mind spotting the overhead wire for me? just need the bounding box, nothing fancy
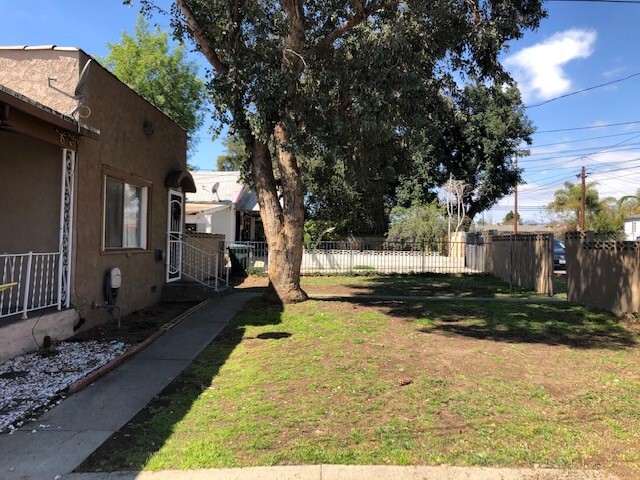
[536,120,640,134]
[526,71,640,108]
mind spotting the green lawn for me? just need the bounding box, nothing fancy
[80,293,640,477]
[300,273,551,297]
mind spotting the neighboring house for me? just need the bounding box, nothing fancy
[0,46,195,361]
[624,215,640,241]
[185,171,264,242]
[477,223,556,235]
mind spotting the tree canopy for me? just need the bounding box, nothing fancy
[439,83,533,228]
[104,15,207,156]
[136,0,546,302]
[503,210,521,225]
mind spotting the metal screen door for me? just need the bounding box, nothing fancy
[166,190,183,282]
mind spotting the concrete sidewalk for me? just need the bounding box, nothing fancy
[64,465,618,480]
[0,292,258,480]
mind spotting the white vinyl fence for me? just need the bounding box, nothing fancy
[226,241,481,275]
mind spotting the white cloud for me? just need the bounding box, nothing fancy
[505,29,597,102]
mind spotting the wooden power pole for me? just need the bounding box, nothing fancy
[580,166,586,231]
[514,155,518,235]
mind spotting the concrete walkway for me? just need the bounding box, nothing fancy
[64,465,618,480]
[0,292,258,480]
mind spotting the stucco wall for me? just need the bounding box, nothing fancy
[485,234,554,295]
[566,231,640,314]
[0,49,78,114]
[0,131,61,253]
[0,48,187,329]
[72,51,187,328]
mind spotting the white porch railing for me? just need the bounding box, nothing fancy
[180,235,230,290]
[0,252,61,319]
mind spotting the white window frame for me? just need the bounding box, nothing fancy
[102,175,149,251]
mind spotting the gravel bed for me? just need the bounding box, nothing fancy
[0,341,129,433]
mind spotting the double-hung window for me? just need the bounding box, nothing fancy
[104,176,149,250]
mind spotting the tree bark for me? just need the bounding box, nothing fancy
[250,133,308,304]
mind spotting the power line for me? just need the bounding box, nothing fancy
[529,129,640,148]
[526,71,640,109]
[524,142,640,161]
[536,120,640,134]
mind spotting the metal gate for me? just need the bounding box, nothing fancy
[166,190,183,283]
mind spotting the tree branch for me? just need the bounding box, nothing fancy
[176,0,229,74]
[280,0,307,74]
[307,0,397,58]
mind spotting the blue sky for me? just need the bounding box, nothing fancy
[2,1,640,222]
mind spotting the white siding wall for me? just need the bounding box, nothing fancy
[205,206,236,242]
[625,220,640,241]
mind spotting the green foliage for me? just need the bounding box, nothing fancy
[303,220,338,248]
[103,15,207,157]
[502,211,521,225]
[547,181,602,231]
[216,133,249,171]
[440,84,534,226]
[387,202,448,248]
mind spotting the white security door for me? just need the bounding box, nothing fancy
[166,190,184,282]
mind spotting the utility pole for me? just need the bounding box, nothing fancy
[580,166,586,231]
[514,154,518,235]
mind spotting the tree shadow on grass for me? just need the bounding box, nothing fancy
[324,273,535,298]
[319,297,637,350]
[76,296,285,472]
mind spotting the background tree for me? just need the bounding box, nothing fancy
[502,210,521,225]
[593,196,624,236]
[387,202,448,249]
[441,177,469,238]
[547,181,601,231]
[104,15,207,157]
[216,133,249,171]
[439,83,534,229]
[141,0,545,303]
[305,82,533,236]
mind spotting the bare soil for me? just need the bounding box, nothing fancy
[70,301,200,345]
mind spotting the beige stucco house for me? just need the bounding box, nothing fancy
[0,46,196,361]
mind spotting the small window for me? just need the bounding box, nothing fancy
[104,177,148,249]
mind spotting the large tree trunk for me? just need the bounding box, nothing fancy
[250,131,308,304]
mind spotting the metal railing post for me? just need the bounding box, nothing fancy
[215,254,219,291]
[22,252,33,319]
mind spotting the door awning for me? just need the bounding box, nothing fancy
[165,170,196,193]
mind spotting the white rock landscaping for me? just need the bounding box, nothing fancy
[0,341,128,432]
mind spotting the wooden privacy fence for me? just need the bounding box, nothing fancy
[566,231,640,315]
[484,233,554,296]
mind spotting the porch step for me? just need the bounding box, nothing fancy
[162,281,233,303]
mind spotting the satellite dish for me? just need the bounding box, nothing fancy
[68,59,92,116]
[211,182,220,194]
